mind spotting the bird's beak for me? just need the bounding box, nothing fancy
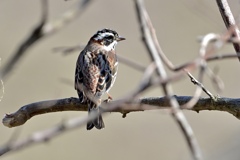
[116,36,126,42]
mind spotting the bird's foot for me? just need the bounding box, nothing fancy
[103,94,113,103]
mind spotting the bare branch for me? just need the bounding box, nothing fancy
[206,52,240,61]
[181,70,204,109]
[135,0,202,159]
[216,0,240,60]
[0,0,92,80]
[1,116,89,156]
[0,0,48,79]
[3,96,240,129]
[187,71,214,99]
[1,95,240,156]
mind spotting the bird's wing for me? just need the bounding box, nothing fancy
[94,51,111,98]
[105,50,118,93]
[75,50,86,102]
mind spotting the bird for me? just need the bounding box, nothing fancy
[75,28,125,130]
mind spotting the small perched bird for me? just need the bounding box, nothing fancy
[75,29,125,130]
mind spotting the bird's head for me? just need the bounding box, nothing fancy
[90,28,125,51]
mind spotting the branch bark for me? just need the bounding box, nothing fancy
[3,96,240,128]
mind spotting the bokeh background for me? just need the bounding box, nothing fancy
[1,0,240,160]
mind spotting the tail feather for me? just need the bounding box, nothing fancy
[87,101,105,130]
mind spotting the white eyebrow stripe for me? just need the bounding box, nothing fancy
[95,32,114,40]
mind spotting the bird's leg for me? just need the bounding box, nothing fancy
[104,93,113,103]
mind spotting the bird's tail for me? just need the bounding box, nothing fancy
[87,101,105,130]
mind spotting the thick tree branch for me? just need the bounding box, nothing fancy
[3,96,240,128]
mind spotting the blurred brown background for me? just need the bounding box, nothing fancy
[1,0,240,160]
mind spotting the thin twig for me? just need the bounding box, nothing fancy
[216,0,240,60]
[187,72,214,99]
